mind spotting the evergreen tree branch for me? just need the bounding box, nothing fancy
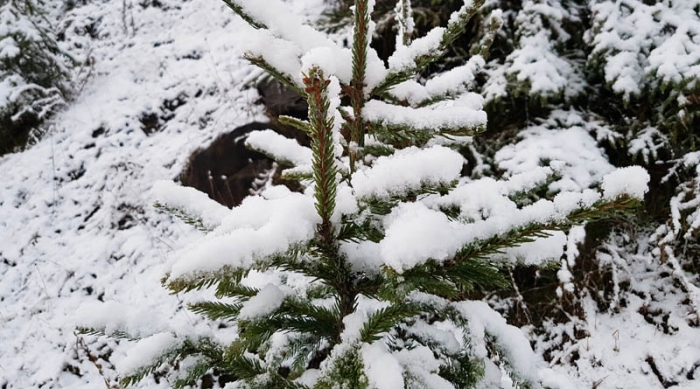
[188,301,243,321]
[154,203,212,233]
[395,0,414,47]
[279,115,314,136]
[368,120,486,147]
[303,67,339,241]
[120,337,223,387]
[360,303,420,342]
[220,0,267,29]
[471,11,502,60]
[357,181,458,215]
[347,0,372,171]
[371,0,485,97]
[245,54,305,96]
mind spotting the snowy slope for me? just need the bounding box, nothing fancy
[2,0,700,388]
[0,0,318,386]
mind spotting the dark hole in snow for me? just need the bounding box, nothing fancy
[217,372,236,388]
[62,363,82,377]
[139,112,162,135]
[139,0,163,9]
[163,93,188,112]
[140,93,188,135]
[179,80,310,207]
[179,51,202,60]
[115,203,144,230]
[84,286,93,296]
[256,79,308,120]
[1,255,16,267]
[179,122,279,208]
[687,360,700,379]
[117,214,135,230]
[153,39,174,48]
[91,126,106,138]
[97,292,104,302]
[67,165,86,181]
[200,374,214,389]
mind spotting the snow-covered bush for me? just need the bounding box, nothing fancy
[80,0,650,387]
[0,0,71,155]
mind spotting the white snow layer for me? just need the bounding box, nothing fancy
[116,332,178,375]
[363,98,487,130]
[237,284,286,319]
[379,168,644,272]
[351,145,463,199]
[0,0,283,386]
[601,165,650,200]
[168,192,320,281]
[151,180,229,229]
[245,129,312,167]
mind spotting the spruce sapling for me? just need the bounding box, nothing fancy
[80,1,650,387]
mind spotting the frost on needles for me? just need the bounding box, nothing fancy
[78,0,650,388]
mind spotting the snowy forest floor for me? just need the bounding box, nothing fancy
[1,0,699,388]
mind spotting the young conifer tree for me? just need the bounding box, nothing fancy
[80,0,651,387]
[0,0,71,155]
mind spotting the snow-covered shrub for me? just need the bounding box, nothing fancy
[80,0,649,387]
[586,0,700,148]
[0,0,71,155]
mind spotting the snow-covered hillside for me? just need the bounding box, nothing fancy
[1,0,699,388]
[0,0,319,386]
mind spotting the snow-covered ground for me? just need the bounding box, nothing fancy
[1,0,271,386]
[1,0,699,388]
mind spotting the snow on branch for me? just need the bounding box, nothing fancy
[165,192,319,284]
[151,180,230,230]
[351,145,464,200]
[389,56,485,106]
[245,129,312,167]
[379,167,647,272]
[601,166,650,200]
[225,0,335,51]
[372,0,484,96]
[363,97,487,135]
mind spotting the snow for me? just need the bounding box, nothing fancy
[457,301,540,384]
[151,180,229,229]
[380,202,465,271]
[351,145,463,199]
[237,284,285,319]
[387,27,445,71]
[244,129,312,167]
[0,0,275,386]
[588,0,700,99]
[389,56,484,106]
[75,300,169,338]
[167,192,319,282]
[601,166,650,200]
[495,116,615,193]
[363,98,487,131]
[379,189,602,271]
[361,343,405,388]
[116,332,178,375]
